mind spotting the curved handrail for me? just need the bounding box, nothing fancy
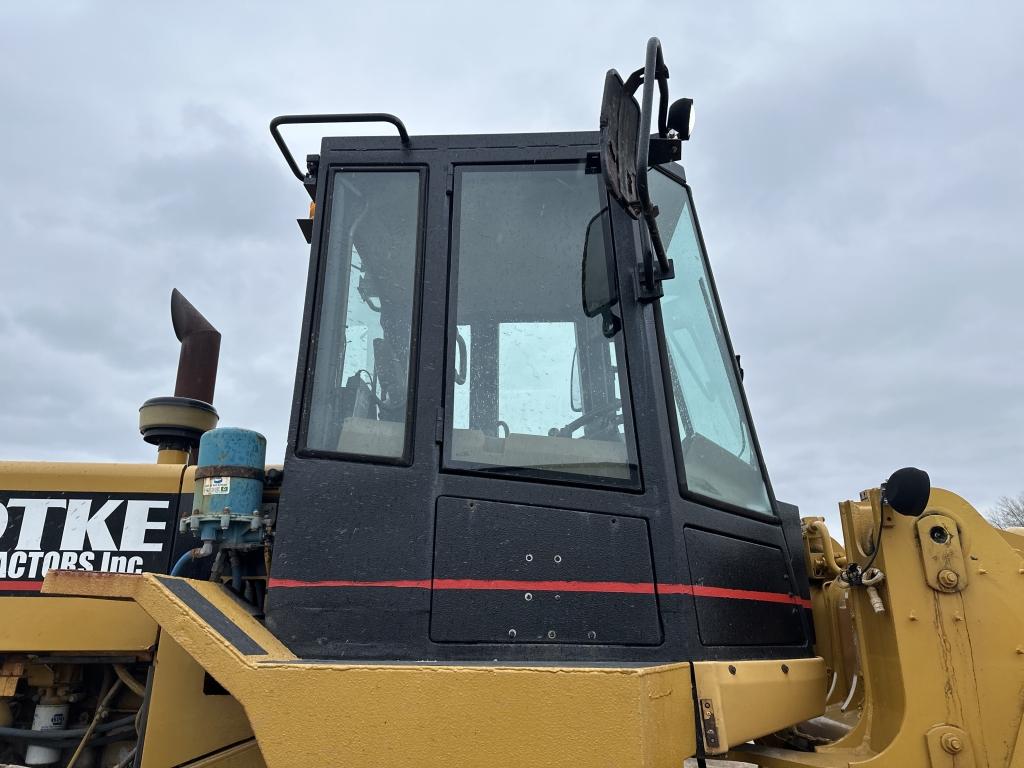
[270,113,411,181]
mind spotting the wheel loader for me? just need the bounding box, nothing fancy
[1,37,1020,768]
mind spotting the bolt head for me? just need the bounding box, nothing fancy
[938,569,960,589]
[940,732,964,754]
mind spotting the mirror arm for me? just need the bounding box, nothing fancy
[635,38,675,301]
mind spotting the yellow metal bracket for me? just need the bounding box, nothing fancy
[43,570,699,768]
[692,658,826,755]
[917,514,968,593]
[925,724,974,767]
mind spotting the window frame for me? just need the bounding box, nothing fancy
[650,163,781,520]
[441,161,642,490]
[297,164,428,466]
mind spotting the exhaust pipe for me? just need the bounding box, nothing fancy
[139,290,221,463]
[171,288,221,404]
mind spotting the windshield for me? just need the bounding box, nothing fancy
[650,168,772,514]
[444,164,638,484]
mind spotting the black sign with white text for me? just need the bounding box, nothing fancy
[0,491,181,593]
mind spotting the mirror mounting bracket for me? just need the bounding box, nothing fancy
[648,137,682,166]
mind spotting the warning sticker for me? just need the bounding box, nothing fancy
[202,477,231,496]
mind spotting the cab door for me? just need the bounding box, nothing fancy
[429,160,662,649]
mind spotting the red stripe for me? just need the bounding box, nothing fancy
[0,575,810,608]
[656,583,693,595]
[269,578,431,589]
[434,578,655,594]
[689,584,812,609]
[268,577,810,607]
[0,580,44,592]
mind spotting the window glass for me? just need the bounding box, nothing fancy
[447,165,637,483]
[650,169,772,513]
[305,170,421,459]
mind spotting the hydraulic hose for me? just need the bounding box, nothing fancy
[113,664,146,698]
[170,540,214,576]
[229,551,243,593]
[0,715,135,741]
[169,551,193,576]
[807,520,846,576]
[8,725,136,750]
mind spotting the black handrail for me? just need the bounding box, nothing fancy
[269,113,411,181]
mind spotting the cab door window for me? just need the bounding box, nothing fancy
[445,164,638,484]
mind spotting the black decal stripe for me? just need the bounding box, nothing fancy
[195,465,264,481]
[157,577,266,656]
[173,738,258,768]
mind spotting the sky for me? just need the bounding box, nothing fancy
[0,2,1021,533]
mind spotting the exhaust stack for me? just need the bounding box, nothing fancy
[139,289,221,464]
[171,288,221,403]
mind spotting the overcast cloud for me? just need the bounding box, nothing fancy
[0,2,1021,531]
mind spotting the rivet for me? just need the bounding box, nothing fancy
[524,592,533,601]
[978,567,988,574]
[525,554,533,562]
[728,665,737,675]
[554,594,561,601]
[553,555,562,563]
[547,630,556,639]
[1016,646,1024,655]
[781,664,790,674]
[508,629,517,639]
[587,630,597,640]
[953,612,964,622]
[909,612,918,621]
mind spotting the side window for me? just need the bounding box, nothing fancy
[650,168,772,514]
[304,169,422,460]
[445,164,638,484]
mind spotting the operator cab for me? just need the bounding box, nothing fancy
[267,40,812,663]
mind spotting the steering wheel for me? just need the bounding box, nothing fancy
[550,399,622,438]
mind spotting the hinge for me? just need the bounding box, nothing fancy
[434,407,445,443]
[699,698,721,752]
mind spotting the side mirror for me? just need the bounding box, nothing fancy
[600,71,641,217]
[581,208,621,338]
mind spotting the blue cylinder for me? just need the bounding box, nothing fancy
[194,428,267,522]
